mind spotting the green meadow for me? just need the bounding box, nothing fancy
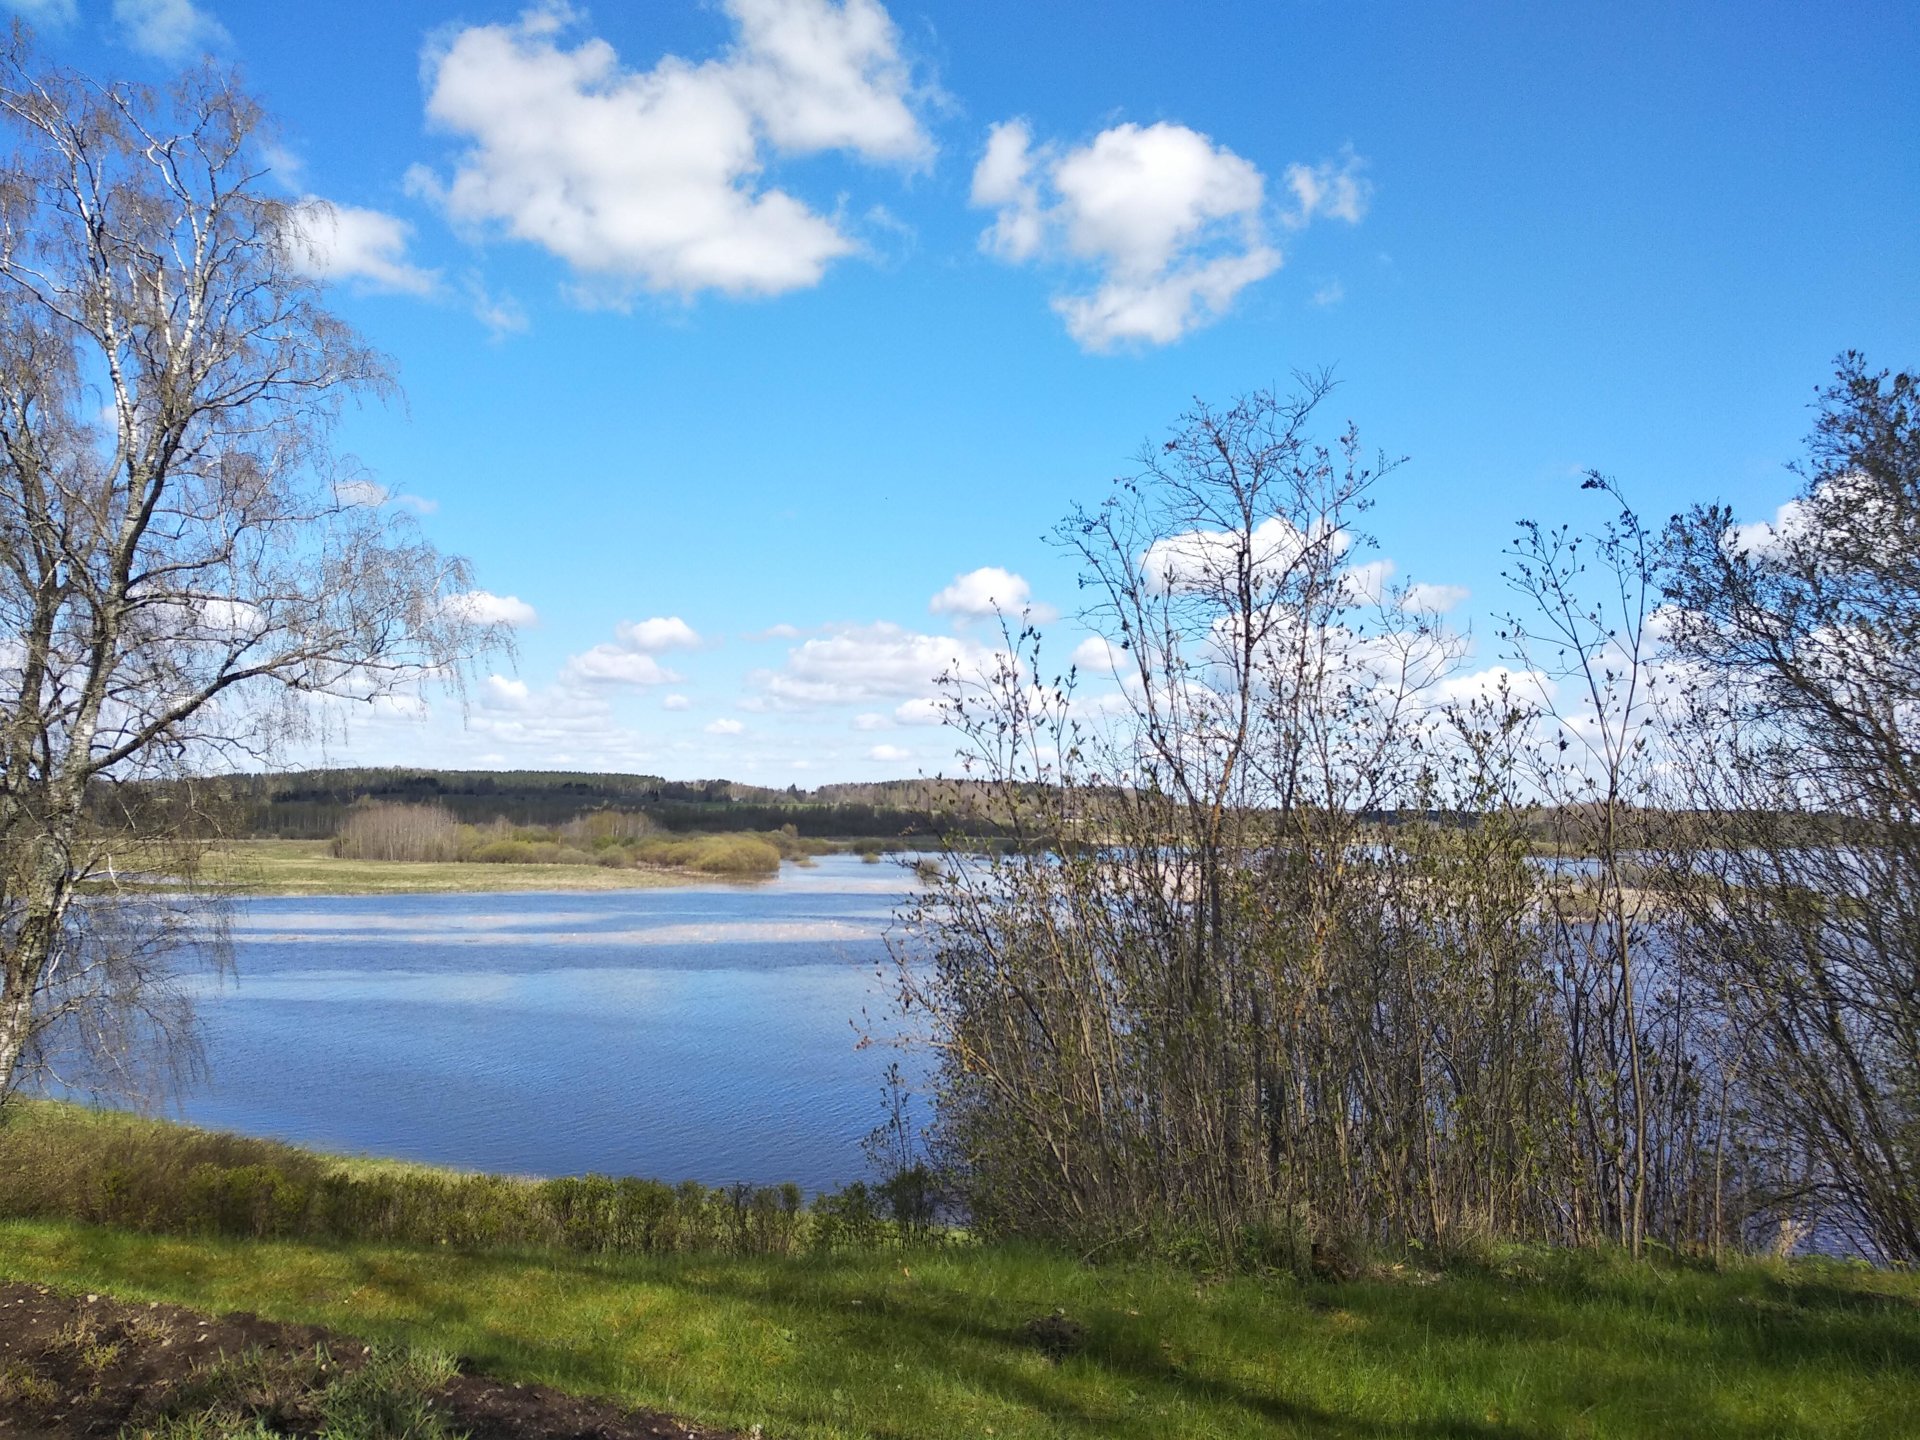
[7,1219,1918,1440]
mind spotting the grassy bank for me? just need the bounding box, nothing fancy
[3,1108,1918,1438]
[203,839,741,895]
[0,1101,923,1258]
[4,1219,1917,1439]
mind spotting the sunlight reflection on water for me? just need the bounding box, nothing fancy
[172,856,926,1191]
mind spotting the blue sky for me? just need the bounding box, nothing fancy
[13,0,1919,783]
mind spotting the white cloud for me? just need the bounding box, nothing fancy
[852,711,890,730]
[557,614,702,687]
[1283,148,1371,227]
[972,120,1046,262]
[1344,558,1395,606]
[1402,581,1470,614]
[971,118,1284,350]
[1,0,76,27]
[928,565,1055,622]
[756,623,993,706]
[893,696,943,726]
[723,0,929,163]
[291,199,439,297]
[1142,515,1349,595]
[1070,634,1126,674]
[617,616,703,652]
[562,646,681,687]
[1310,278,1345,307]
[333,480,386,508]
[333,479,439,515]
[662,693,693,711]
[1725,498,1815,559]
[112,0,226,58]
[705,717,746,735]
[482,674,532,709]
[414,0,931,302]
[868,743,910,762]
[1437,665,1557,710]
[446,590,538,628]
[465,274,529,337]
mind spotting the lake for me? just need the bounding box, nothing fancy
[168,855,929,1193]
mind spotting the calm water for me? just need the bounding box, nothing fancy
[170,856,928,1192]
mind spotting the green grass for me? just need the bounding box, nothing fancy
[0,1099,473,1183]
[2,1218,1916,1439]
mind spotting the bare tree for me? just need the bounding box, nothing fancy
[1661,354,1920,1261]
[1498,477,1672,1256]
[897,385,1749,1266]
[896,381,1557,1262]
[0,38,490,1102]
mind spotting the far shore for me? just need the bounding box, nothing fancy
[200,838,745,896]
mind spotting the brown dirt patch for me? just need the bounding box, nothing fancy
[0,1281,745,1439]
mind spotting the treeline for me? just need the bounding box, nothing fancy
[899,360,1920,1270]
[102,768,1008,843]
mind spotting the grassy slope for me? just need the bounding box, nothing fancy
[2,1218,1916,1440]
[1,1099,473,1182]
[202,839,694,895]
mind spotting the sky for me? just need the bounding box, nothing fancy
[10,0,1919,785]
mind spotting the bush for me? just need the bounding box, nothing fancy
[631,834,781,877]
[462,838,534,864]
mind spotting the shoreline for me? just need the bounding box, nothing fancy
[198,838,808,896]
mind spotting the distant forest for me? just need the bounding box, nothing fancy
[119,767,1010,842]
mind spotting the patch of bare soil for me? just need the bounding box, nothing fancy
[0,1282,745,1440]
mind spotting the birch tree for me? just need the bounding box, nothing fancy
[0,40,487,1100]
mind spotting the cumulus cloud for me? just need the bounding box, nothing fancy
[290,199,440,296]
[974,119,1374,349]
[705,717,746,735]
[852,711,889,730]
[112,0,226,58]
[868,743,910,762]
[446,590,538,628]
[1436,665,1557,710]
[662,693,693,711]
[1070,634,1127,674]
[1142,514,1349,595]
[893,696,943,725]
[557,615,700,687]
[562,646,682,687]
[617,616,703,652]
[1344,558,1396,606]
[481,674,532,709]
[724,0,930,162]
[1402,581,1470,614]
[413,0,931,303]
[971,118,1287,350]
[928,565,1055,622]
[755,623,993,707]
[1725,497,1816,559]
